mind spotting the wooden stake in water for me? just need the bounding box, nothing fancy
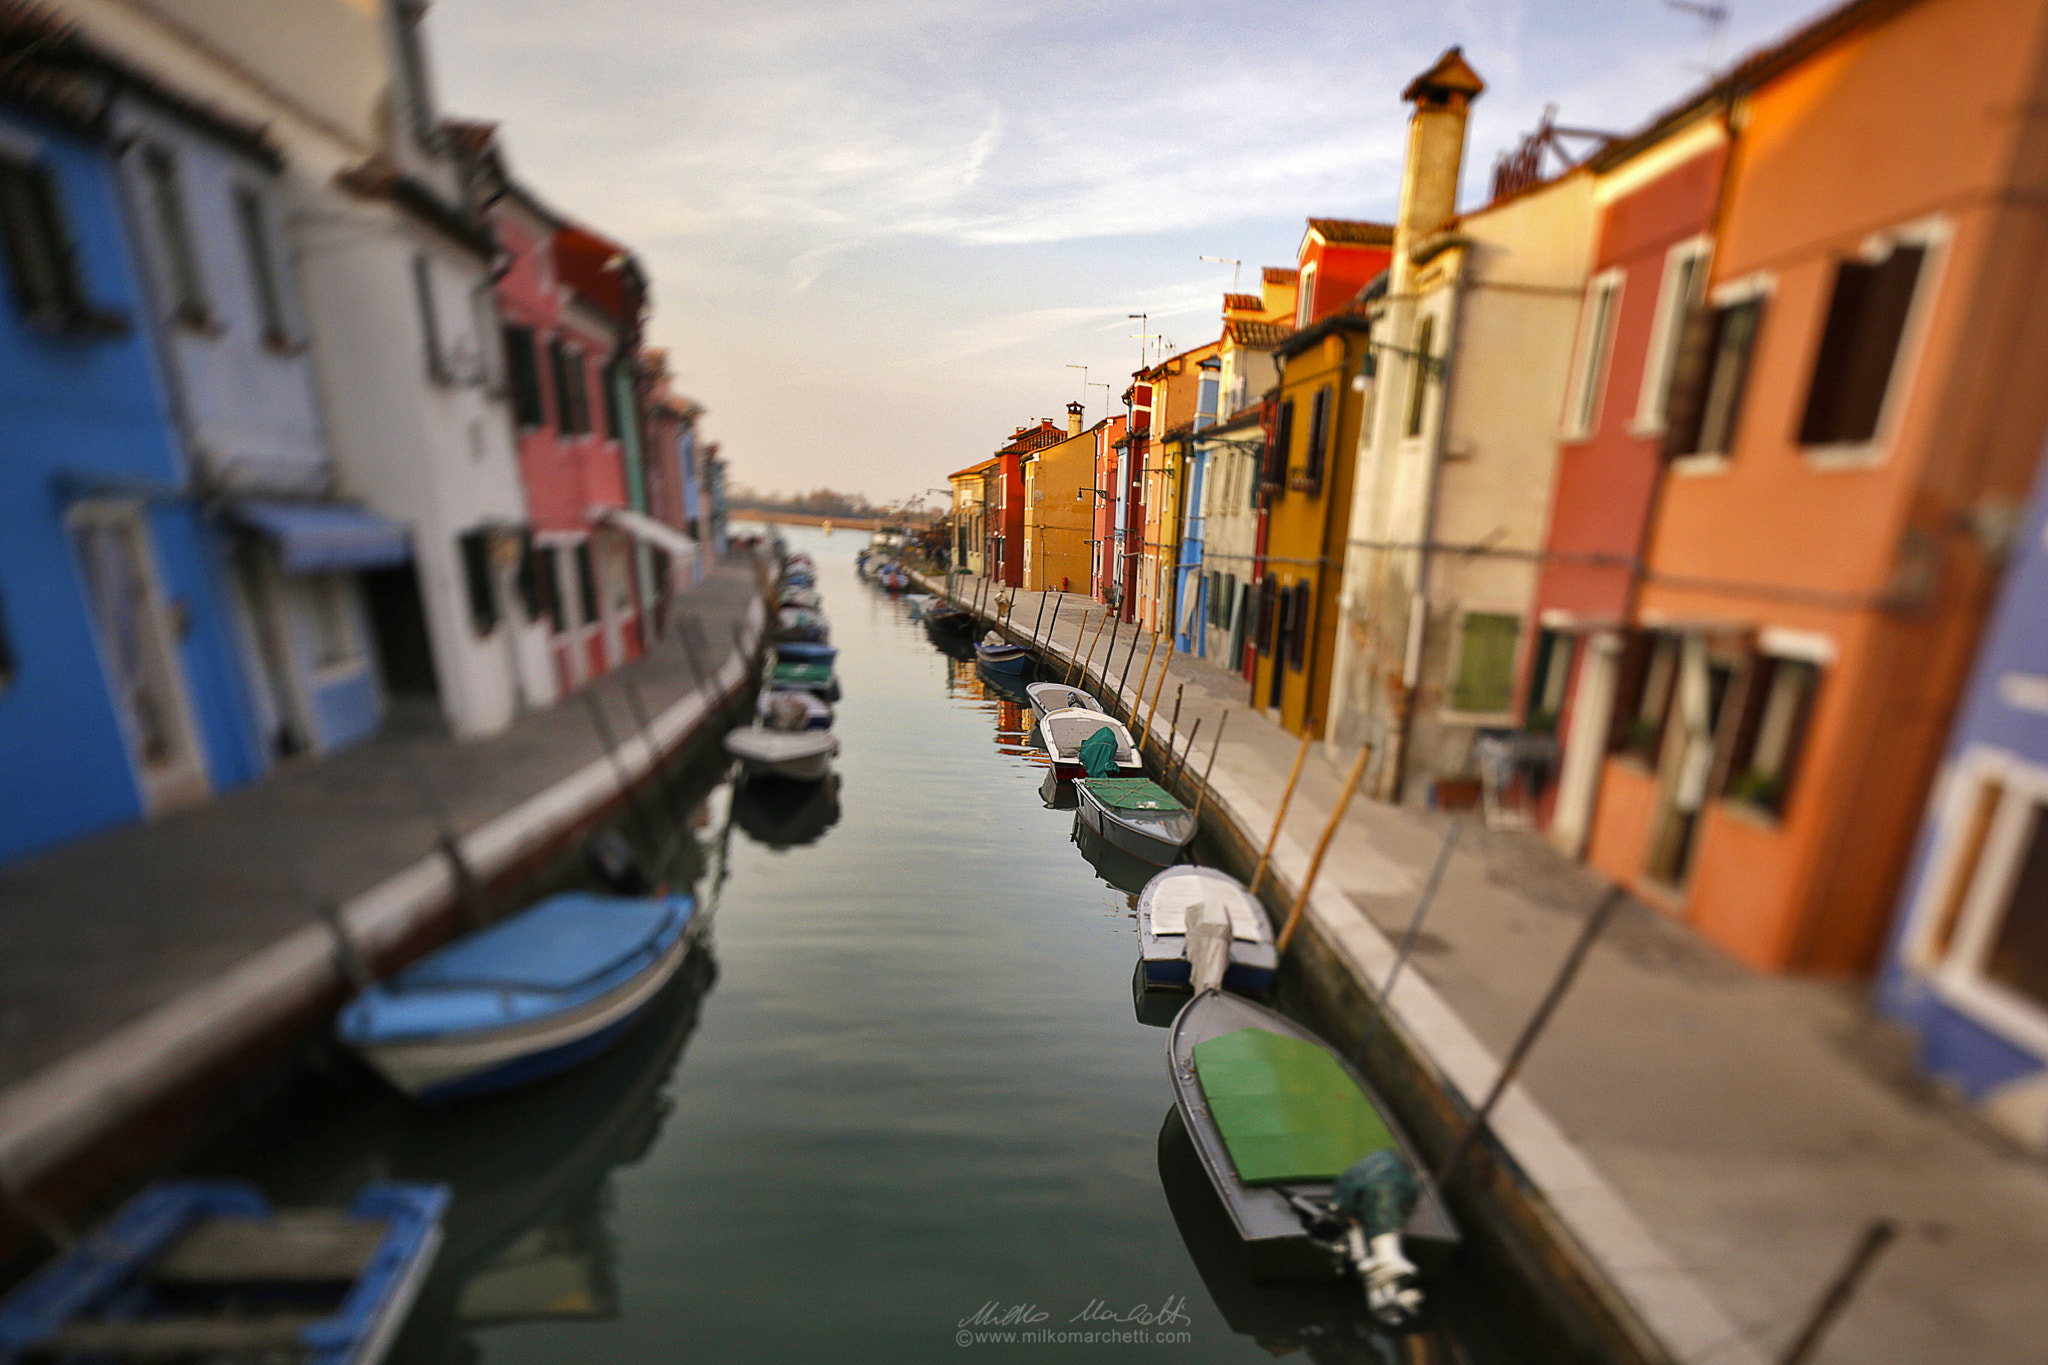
[1249,729,1315,895]
[1189,710,1229,823]
[1068,613,1098,686]
[1044,598,1061,655]
[1275,741,1371,953]
[1031,589,1049,641]
[1433,885,1626,1189]
[1162,684,1184,770]
[1130,631,1162,729]
[1115,620,1142,698]
[1138,636,1175,751]
[1171,717,1200,791]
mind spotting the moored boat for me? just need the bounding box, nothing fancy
[1038,708,1144,781]
[0,1181,449,1365]
[776,607,829,643]
[1166,990,1458,1321]
[723,726,838,783]
[768,659,841,701]
[923,603,975,638]
[1074,777,1196,865]
[1137,865,1276,995]
[774,639,838,667]
[1024,680,1103,722]
[974,631,1032,675]
[757,687,832,730]
[778,586,821,611]
[337,891,700,1102]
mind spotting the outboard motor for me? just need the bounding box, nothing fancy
[1333,1150,1424,1325]
[584,829,653,895]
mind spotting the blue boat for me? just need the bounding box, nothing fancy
[0,1181,448,1365]
[337,892,699,1102]
[974,631,1032,675]
[774,639,838,666]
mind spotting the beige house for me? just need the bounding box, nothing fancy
[1327,50,1596,802]
[948,458,995,577]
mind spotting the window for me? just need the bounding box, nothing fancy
[1450,612,1519,714]
[1405,316,1435,439]
[1265,400,1293,485]
[1287,582,1311,671]
[1798,244,1926,448]
[1221,574,1236,631]
[1197,374,1219,428]
[305,573,361,670]
[233,186,289,345]
[0,155,87,324]
[1255,576,1279,655]
[1636,239,1710,432]
[604,361,633,444]
[513,531,550,624]
[503,325,544,426]
[1565,272,1621,439]
[1297,386,1330,491]
[573,540,599,624]
[1984,801,2048,1013]
[1525,629,1572,732]
[1296,264,1316,328]
[1610,630,1681,762]
[139,145,207,323]
[412,253,448,383]
[1664,295,1763,459]
[457,529,497,634]
[551,339,590,434]
[1722,655,1820,817]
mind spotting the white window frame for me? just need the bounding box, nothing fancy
[1633,235,1713,437]
[1296,263,1316,329]
[1801,215,1952,472]
[1562,268,1624,441]
[1908,746,2048,1059]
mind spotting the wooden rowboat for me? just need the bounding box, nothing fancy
[1074,777,1196,865]
[1137,865,1276,995]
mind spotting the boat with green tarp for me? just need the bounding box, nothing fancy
[768,659,841,702]
[1074,776,1196,865]
[1167,990,1458,1322]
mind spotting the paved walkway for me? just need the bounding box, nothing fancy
[0,561,760,1092]
[947,575,2048,1365]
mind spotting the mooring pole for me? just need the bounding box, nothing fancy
[1073,613,1105,687]
[675,619,708,694]
[398,746,489,927]
[1171,716,1201,791]
[581,690,664,856]
[1776,1220,1900,1365]
[1130,631,1162,729]
[1250,729,1316,894]
[1189,710,1229,823]
[1161,684,1185,772]
[1275,741,1371,952]
[1434,885,1627,1189]
[1356,823,1461,1060]
[1031,589,1049,641]
[1044,598,1061,654]
[1096,615,1121,696]
[1115,622,1142,701]
[1138,637,1175,751]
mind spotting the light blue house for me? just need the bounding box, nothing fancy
[104,69,401,761]
[0,68,262,861]
[1880,447,2048,1154]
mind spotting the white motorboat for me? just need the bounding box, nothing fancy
[723,726,838,783]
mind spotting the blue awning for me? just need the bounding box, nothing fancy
[234,500,411,573]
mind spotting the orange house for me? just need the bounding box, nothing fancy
[1586,0,2048,974]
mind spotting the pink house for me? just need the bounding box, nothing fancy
[453,125,644,692]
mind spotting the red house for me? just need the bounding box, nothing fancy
[987,419,1062,586]
[454,125,646,692]
[1294,220,1394,327]
[1523,104,1727,854]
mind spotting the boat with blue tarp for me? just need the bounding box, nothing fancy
[0,1180,448,1365]
[337,892,700,1102]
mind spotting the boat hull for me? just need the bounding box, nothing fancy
[1137,866,1278,996]
[356,924,698,1103]
[1074,783,1196,865]
[974,645,1032,674]
[724,728,838,782]
[1166,991,1459,1282]
[1025,682,1103,722]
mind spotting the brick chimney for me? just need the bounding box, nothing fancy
[1392,48,1484,296]
[1067,401,1085,437]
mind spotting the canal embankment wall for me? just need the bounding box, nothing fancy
[0,560,771,1269]
[913,568,2048,1365]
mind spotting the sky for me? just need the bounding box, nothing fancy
[425,0,1821,508]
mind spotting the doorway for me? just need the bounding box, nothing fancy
[361,563,441,727]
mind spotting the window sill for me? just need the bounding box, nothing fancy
[1287,476,1323,495]
[1801,442,1886,471]
[1669,453,1729,477]
[1718,797,1785,830]
[1440,706,1516,725]
[1627,417,1668,441]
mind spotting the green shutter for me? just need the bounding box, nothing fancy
[1451,612,1519,713]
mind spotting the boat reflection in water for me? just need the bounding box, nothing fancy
[1157,1108,1431,1365]
[732,773,843,850]
[1037,768,1079,811]
[372,945,720,1361]
[1072,804,1161,895]
[1132,960,1182,1028]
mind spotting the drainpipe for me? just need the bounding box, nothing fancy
[1390,262,1470,804]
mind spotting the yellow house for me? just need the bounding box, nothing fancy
[1022,403,1096,593]
[1249,309,1373,737]
[948,458,996,576]
[1134,340,1222,634]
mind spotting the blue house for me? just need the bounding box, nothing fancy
[0,35,265,861]
[1880,446,2048,1154]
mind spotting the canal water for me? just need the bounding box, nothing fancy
[189,524,1538,1364]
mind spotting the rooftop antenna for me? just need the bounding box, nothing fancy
[1666,0,1730,74]
[1128,312,1149,369]
[1200,255,1242,295]
[1066,363,1090,406]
